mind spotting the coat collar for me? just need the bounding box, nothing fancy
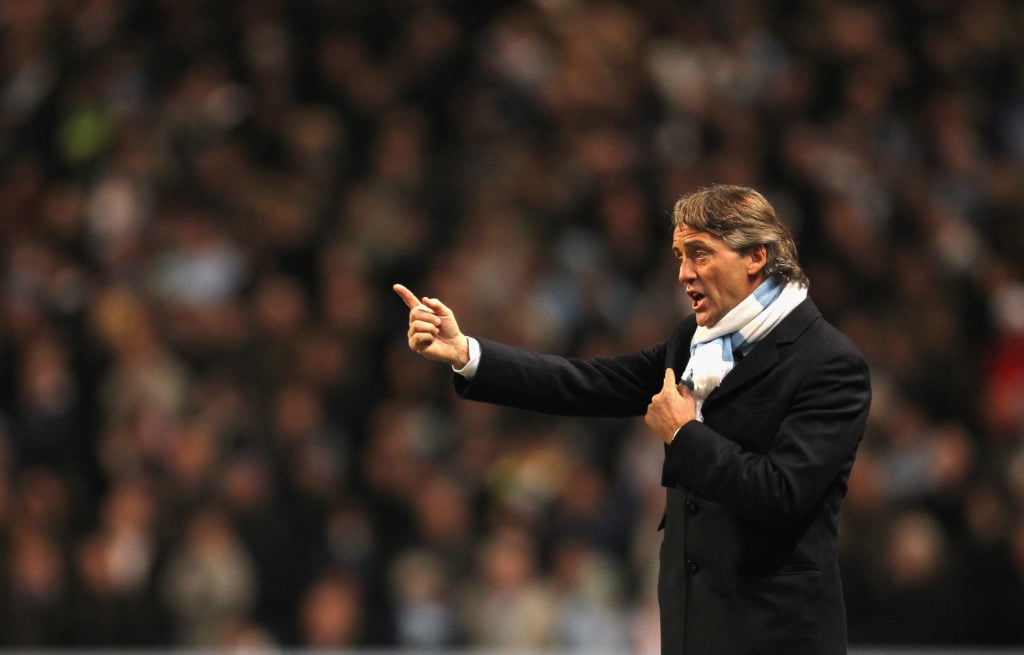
[702,297,822,406]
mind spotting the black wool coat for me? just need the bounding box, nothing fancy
[454,298,871,655]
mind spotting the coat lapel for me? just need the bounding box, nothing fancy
[702,298,821,408]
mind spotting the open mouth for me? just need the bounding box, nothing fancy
[687,290,706,311]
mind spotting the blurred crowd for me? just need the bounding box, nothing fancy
[2,0,1024,650]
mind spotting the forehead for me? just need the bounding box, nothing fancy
[673,226,726,247]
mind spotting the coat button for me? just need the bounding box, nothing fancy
[685,499,699,515]
[685,560,700,575]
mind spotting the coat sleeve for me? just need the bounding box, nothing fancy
[453,338,668,417]
[662,337,871,528]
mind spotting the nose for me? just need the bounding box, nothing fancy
[679,258,696,284]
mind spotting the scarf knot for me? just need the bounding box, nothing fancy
[681,279,807,420]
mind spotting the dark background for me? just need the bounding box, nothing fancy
[1,0,1023,650]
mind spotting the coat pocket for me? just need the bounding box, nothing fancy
[732,566,825,652]
[734,396,781,414]
[772,563,821,576]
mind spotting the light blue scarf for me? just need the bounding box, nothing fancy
[682,278,807,420]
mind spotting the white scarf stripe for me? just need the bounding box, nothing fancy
[682,279,808,421]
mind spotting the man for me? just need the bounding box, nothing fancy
[394,184,871,654]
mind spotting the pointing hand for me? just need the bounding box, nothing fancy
[393,284,469,367]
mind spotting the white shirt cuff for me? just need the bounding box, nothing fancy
[453,336,481,378]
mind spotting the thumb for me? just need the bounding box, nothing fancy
[421,296,451,317]
[664,368,676,390]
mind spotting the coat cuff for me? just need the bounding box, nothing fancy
[661,420,699,488]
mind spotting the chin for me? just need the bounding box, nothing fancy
[695,311,723,327]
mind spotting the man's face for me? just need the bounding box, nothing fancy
[672,226,767,327]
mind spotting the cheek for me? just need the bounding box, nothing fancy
[702,272,722,297]
[705,272,743,307]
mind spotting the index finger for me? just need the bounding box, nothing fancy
[393,284,421,310]
[664,368,676,388]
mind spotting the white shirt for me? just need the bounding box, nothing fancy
[453,336,481,378]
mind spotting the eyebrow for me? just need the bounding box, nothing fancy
[683,238,713,247]
[675,237,715,252]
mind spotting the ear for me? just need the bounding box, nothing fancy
[746,245,768,277]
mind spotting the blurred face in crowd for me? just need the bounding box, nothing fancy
[673,226,767,327]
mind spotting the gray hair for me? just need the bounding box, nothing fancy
[672,184,808,286]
